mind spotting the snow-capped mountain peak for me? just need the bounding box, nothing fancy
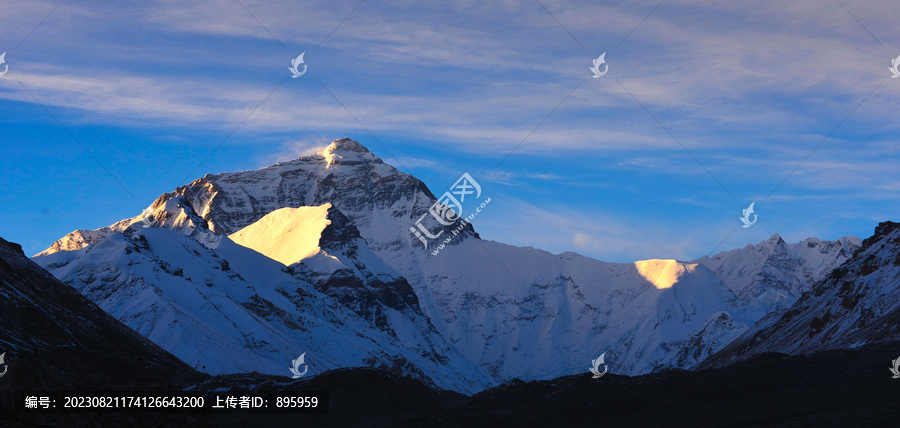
[32,137,867,392]
[320,137,384,166]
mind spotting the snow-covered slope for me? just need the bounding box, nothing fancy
[35,216,493,393]
[695,234,861,310]
[701,221,900,369]
[233,203,459,357]
[404,243,763,379]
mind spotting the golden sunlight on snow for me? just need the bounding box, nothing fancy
[228,204,332,266]
[633,259,697,289]
[320,142,341,166]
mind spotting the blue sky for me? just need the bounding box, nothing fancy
[2,0,900,262]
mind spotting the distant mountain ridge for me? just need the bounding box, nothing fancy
[33,138,865,391]
[701,221,900,369]
[695,234,861,310]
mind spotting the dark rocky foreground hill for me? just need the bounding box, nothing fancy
[0,237,206,426]
[393,342,900,427]
[183,343,900,427]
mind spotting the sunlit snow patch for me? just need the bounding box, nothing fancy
[633,259,697,289]
[228,204,333,266]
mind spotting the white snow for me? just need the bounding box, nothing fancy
[34,226,494,393]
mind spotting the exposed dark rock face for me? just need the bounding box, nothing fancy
[290,205,425,333]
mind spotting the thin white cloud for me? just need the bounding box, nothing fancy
[255,137,331,168]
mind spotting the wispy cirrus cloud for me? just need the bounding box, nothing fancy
[6,0,899,158]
